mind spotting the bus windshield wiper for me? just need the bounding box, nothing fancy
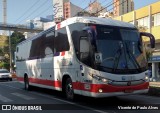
[125,43,141,70]
[112,47,122,72]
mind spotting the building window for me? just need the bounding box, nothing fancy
[153,13,160,26]
[137,16,149,28]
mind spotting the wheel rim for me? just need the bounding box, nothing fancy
[66,82,73,99]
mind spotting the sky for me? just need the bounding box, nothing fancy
[0,0,159,25]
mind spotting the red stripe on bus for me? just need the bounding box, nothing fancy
[72,82,149,93]
[17,77,148,93]
[17,77,61,88]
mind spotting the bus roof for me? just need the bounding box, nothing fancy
[17,17,136,46]
[63,17,136,29]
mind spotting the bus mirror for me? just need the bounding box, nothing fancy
[140,32,155,48]
[79,37,90,59]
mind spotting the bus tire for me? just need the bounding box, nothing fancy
[65,78,74,100]
[24,75,30,90]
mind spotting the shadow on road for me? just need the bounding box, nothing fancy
[27,86,144,110]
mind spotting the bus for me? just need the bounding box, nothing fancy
[16,17,155,100]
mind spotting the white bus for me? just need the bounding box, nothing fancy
[16,17,155,100]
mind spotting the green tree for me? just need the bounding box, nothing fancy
[0,35,9,69]
[10,31,25,53]
[10,31,25,70]
[0,32,25,70]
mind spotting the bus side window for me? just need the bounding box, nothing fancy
[54,27,70,52]
[44,31,55,57]
[29,35,43,59]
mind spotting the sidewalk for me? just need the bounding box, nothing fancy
[148,82,160,96]
[150,82,160,88]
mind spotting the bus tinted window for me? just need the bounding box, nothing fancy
[54,27,70,52]
[68,23,87,56]
[29,35,43,59]
[44,31,55,57]
[29,30,55,59]
[96,26,121,40]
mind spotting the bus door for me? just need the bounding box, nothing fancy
[40,32,55,81]
[79,32,95,93]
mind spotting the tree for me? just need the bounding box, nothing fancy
[10,31,25,70]
[10,31,25,53]
[0,31,25,70]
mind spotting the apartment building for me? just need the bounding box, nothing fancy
[113,0,134,16]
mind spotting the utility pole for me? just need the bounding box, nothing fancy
[9,30,12,73]
[3,0,7,35]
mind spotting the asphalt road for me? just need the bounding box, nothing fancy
[0,79,160,113]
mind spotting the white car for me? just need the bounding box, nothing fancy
[0,69,12,81]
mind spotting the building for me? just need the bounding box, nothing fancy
[64,2,83,19]
[26,17,51,29]
[25,17,51,38]
[113,0,134,16]
[43,22,56,30]
[113,1,160,81]
[98,12,114,18]
[46,15,54,21]
[88,1,106,16]
[53,0,83,22]
[53,0,69,22]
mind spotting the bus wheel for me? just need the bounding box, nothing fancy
[65,78,74,100]
[24,76,30,90]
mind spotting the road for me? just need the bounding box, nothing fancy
[0,79,160,113]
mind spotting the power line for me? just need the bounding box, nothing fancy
[82,0,96,12]
[91,0,127,16]
[74,0,97,17]
[29,2,60,23]
[101,0,113,8]
[81,0,88,6]
[17,0,50,24]
[31,5,53,20]
[107,0,127,12]
[14,0,40,23]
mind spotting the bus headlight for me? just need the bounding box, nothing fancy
[144,73,149,81]
[9,74,12,77]
[145,76,149,81]
[89,73,111,84]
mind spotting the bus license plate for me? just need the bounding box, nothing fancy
[124,89,133,93]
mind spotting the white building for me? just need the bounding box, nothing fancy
[25,17,51,38]
[53,0,69,22]
[43,22,56,30]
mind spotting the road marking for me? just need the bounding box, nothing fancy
[31,92,108,113]
[11,92,35,100]
[0,83,108,113]
[0,94,13,102]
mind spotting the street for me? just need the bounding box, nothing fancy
[0,79,160,113]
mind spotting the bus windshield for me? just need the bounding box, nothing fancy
[94,25,147,74]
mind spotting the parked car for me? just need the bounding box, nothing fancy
[0,69,12,81]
